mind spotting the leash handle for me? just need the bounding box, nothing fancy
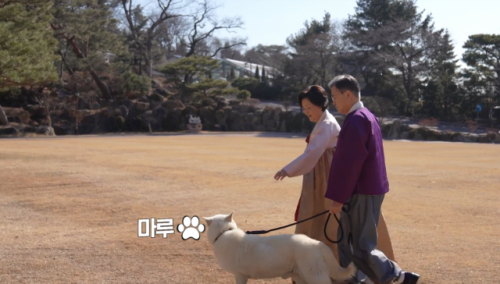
[324,212,343,243]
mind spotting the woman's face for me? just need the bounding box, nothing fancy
[301,98,323,122]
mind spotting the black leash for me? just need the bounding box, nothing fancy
[246,203,350,244]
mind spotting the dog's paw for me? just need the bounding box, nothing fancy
[177,216,205,240]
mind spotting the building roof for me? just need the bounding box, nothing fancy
[221,58,280,76]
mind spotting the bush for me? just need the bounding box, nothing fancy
[121,71,150,97]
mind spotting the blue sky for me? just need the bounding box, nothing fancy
[138,0,499,62]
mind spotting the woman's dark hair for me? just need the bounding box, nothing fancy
[297,85,329,111]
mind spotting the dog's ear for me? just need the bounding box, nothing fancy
[224,212,233,222]
[202,217,212,226]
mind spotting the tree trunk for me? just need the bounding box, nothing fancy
[58,50,74,76]
[0,104,9,126]
[88,68,112,99]
[64,36,111,99]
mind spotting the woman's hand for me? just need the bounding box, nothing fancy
[274,169,289,181]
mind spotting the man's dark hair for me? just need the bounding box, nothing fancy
[297,85,329,111]
[328,75,361,98]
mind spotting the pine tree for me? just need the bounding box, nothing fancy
[261,65,266,82]
[51,0,128,99]
[461,34,500,119]
[421,30,460,119]
[254,66,260,81]
[0,1,58,89]
[230,67,235,81]
[0,0,59,125]
[342,0,420,104]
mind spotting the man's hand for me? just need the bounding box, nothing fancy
[274,169,288,181]
[329,201,344,215]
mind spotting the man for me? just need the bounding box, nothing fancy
[324,75,419,284]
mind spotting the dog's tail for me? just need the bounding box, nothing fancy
[321,245,356,281]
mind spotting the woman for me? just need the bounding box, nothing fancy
[274,85,396,267]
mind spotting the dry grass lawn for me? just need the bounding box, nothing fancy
[0,133,499,284]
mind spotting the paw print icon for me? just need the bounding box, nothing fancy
[177,216,205,240]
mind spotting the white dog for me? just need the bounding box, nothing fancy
[203,213,356,284]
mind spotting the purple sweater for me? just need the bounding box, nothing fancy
[325,107,389,204]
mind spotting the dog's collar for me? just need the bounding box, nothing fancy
[214,228,233,244]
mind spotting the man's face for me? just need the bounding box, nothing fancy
[331,87,351,115]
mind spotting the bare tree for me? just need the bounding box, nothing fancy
[119,0,185,77]
[184,0,246,59]
[155,16,190,59]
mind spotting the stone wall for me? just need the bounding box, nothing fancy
[1,94,499,145]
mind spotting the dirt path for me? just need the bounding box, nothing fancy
[0,134,498,283]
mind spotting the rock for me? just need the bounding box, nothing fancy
[119,105,129,117]
[149,93,165,103]
[91,102,101,110]
[273,107,282,121]
[22,125,38,134]
[252,115,261,128]
[451,132,466,142]
[138,96,149,103]
[81,114,97,125]
[152,87,172,98]
[125,115,142,132]
[181,105,198,118]
[441,132,454,142]
[36,126,55,136]
[162,99,185,110]
[153,106,168,120]
[199,106,216,129]
[465,134,479,143]
[279,120,287,132]
[486,132,497,143]
[163,108,183,131]
[3,107,30,124]
[292,113,307,133]
[114,116,126,131]
[123,99,134,109]
[7,116,22,123]
[217,100,228,109]
[255,125,266,132]
[53,124,74,135]
[238,104,252,114]
[228,111,244,131]
[78,98,90,109]
[452,133,479,143]
[215,109,227,128]
[477,134,491,143]
[388,120,402,139]
[264,119,278,132]
[243,113,254,131]
[411,127,441,141]
[229,100,240,107]
[25,105,52,126]
[50,108,73,120]
[279,111,294,133]
[135,101,149,112]
[201,98,217,108]
[0,126,19,136]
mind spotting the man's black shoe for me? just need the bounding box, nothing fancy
[401,272,419,284]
